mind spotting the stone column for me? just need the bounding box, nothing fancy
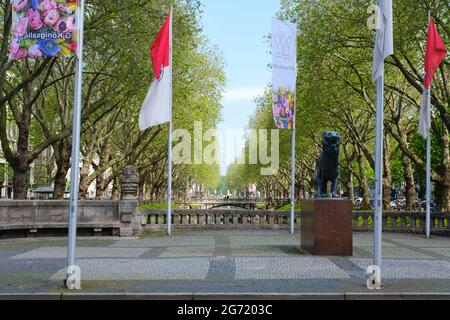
[119,166,140,237]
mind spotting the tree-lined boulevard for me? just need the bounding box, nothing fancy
[227,0,450,212]
[0,0,448,213]
[0,0,450,302]
[1,0,224,201]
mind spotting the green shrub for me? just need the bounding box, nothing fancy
[277,204,301,211]
[139,203,179,210]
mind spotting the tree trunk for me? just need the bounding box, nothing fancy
[437,126,450,211]
[396,125,416,211]
[53,141,72,199]
[347,171,354,202]
[112,177,120,200]
[53,165,69,199]
[358,153,371,208]
[78,160,91,199]
[95,178,104,200]
[383,136,392,210]
[95,171,106,200]
[13,73,32,199]
[402,153,416,211]
[12,165,29,199]
[138,182,144,202]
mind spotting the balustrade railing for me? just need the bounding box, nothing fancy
[140,209,450,235]
[142,209,300,230]
[353,211,449,235]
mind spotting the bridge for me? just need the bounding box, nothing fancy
[182,197,291,210]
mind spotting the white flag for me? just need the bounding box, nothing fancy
[139,12,172,131]
[418,89,431,138]
[139,69,171,131]
[372,0,394,82]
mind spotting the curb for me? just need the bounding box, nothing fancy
[1,292,450,300]
[0,293,62,300]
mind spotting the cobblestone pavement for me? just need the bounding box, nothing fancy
[0,231,450,294]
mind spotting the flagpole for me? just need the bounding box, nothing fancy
[374,75,384,273]
[66,0,85,289]
[426,122,431,239]
[167,7,173,236]
[290,118,296,235]
[425,10,432,239]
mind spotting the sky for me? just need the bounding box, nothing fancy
[200,0,280,175]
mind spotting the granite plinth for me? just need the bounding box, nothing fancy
[301,199,353,256]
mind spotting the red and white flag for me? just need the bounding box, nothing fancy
[419,18,447,138]
[140,11,172,131]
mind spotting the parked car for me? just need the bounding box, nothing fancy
[390,197,406,210]
[420,200,437,212]
[354,197,363,206]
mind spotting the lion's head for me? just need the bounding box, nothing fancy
[322,131,341,153]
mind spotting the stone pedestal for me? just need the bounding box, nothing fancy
[119,166,141,236]
[301,199,353,256]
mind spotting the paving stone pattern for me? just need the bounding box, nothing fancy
[0,231,450,294]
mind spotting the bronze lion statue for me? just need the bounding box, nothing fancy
[314,131,341,199]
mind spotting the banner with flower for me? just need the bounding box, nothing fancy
[10,0,78,60]
[272,19,297,130]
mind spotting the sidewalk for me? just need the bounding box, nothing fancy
[0,231,450,298]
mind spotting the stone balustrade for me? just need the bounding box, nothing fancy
[141,209,300,231]
[0,201,448,238]
[140,209,450,235]
[353,211,450,235]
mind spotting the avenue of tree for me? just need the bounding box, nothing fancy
[0,0,224,200]
[1,0,449,212]
[226,0,450,212]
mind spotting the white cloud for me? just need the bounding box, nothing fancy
[223,87,265,102]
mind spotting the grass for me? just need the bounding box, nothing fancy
[277,204,301,211]
[139,203,180,210]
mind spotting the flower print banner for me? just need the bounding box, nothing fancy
[10,0,78,60]
[272,19,297,130]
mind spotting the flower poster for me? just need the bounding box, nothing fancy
[272,19,297,129]
[10,0,79,60]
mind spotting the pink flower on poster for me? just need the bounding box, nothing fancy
[28,44,43,58]
[57,16,76,33]
[27,9,43,30]
[12,0,29,12]
[40,0,57,11]
[13,17,29,37]
[9,39,27,60]
[58,3,68,13]
[43,9,60,26]
[10,0,79,60]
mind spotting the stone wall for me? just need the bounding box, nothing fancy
[0,165,142,238]
[0,200,141,238]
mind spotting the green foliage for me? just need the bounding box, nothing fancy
[0,0,226,199]
[226,0,450,211]
[139,203,180,210]
[277,204,301,211]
